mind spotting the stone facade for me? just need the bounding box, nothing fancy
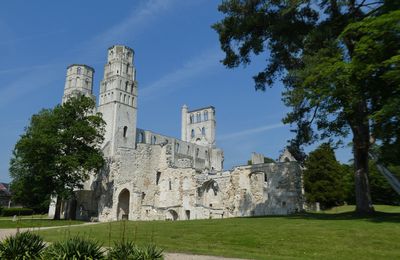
[49,45,304,221]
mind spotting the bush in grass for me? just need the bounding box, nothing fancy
[0,231,46,259]
[43,236,105,260]
[107,241,163,260]
[1,207,34,216]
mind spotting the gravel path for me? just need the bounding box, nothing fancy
[0,225,251,260]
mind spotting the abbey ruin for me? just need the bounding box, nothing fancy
[49,45,304,221]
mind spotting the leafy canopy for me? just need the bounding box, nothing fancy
[303,143,346,209]
[9,95,105,210]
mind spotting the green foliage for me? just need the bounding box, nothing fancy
[342,162,400,206]
[43,236,105,260]
[107,241,163,260]
[0,231,46,260]
[214,0,400,213]
[1,207,34,216]
[303,143,346,209]
[9,95,105,210]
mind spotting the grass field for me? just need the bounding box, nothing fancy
[0,214,49,220]
[0,219,84,228]
[36,205,400,260]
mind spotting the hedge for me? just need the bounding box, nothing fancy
[1,208,34,216]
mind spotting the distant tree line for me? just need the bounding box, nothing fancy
[303,143,400,210]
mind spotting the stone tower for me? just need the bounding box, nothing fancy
[62,64,95,103]
[181,106,216,147]
[97,45,138,155]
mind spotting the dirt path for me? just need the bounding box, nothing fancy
[0,225,250,260]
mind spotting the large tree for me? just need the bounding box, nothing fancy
[10,95,105,217]
[303,143,346,209]
[213,0,400,213]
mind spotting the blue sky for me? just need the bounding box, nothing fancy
[0,0,352,182]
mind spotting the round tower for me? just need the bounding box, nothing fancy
[62,64,95,103]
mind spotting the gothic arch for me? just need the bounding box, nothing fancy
[117,189,130,220]
[165,209,178,221]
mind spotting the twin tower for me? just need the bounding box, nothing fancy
[62,45,216,155]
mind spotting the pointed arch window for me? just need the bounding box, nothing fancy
[191,129,195,138]
[201,127,206,136]
[77,67,81,75]
[138,132,144,143]
[204,111,208,121]
[196,113,201,123]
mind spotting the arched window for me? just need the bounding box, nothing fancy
[169,180,172,190]
[196,113,201,123]
[264,173,268,182]
[191,129,195,138]
[175,143,180,153]
[77,67,81,75]
[126,63,129,73]
[196,148,200,157]
[201,127,206,136]
[131,83,134,93]
[152,136,157,144]
[120,93,123,102]
[190,114,194,124]
[125,81,129,92]
[138,132,144,143]
[204,111,208,121]
[131,97,134,106]
[123,126,128,137]
[124,94,126,103]
[205,150,208,158]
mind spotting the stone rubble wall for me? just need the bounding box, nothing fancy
[75,140,304,222]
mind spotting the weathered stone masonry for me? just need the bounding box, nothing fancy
[49,45,304,221]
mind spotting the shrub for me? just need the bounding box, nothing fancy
[0,231,46,259]
[1,207,34,216]
[108,241,163,260]
[43,236,105,260]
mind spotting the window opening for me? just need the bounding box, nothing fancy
[156,172,161,185]
[204,111,208,121]
[123,126,128,137]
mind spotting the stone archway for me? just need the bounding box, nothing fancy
[166,209,179,221]
[117,189,130,220]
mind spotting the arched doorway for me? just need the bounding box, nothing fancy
[166,209,179,221]
[117,189,130,220]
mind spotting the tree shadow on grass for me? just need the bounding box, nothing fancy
[245,211,400,223]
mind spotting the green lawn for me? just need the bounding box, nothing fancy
[319,204,400,214]
[37,205,400,260]
[0,214,49,220]
[0,219,84,228]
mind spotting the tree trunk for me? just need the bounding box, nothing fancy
[352,121,374,214]
[53,197,61,220]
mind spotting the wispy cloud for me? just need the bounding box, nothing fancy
[80,0,179,58]
[0,64,54,75]
[0,67,60,108]
[219,123,285,141]
[0,0,179,106]
[140,47,221,101]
